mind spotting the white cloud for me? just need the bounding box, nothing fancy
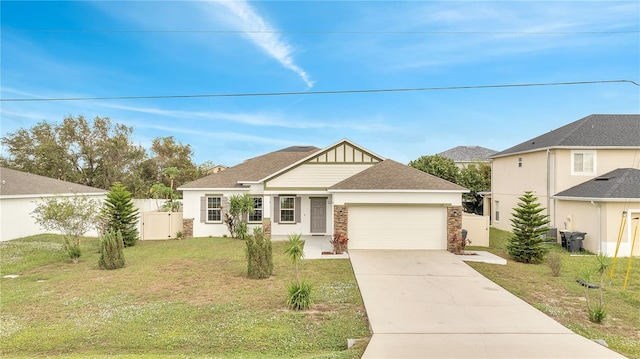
[205,1,314,88]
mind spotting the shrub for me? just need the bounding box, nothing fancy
[99,230,125,270]
[331,232,349,254]
[506,191,550,263]
[589,305,607,323]
[546,252,562,277]
[101,182,139,247]
[31,194,100,263]
[286,280,313,310]
[246,227,273,279]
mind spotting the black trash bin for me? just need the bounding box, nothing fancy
[567,232,586,253]
[560,231,571,249]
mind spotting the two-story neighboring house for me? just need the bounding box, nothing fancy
[490,114,640,256]
[438,145,497,169]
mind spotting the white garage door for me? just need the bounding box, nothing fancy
[348,205,447,250]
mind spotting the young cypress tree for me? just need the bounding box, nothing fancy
[102,182,139,247]
[506,191,550,263]
[99,229,126,270]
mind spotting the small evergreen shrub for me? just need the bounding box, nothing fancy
[546,252,562,277]
[506,191,550,263]
[99,230,125,270]
[101,182,139,247]
[286,280,313,310]
[246,227,273,279]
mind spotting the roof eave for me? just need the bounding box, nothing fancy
[552,196,640,202]
[0,192,107,199]
[177,187,250,192]
[328,189,469,194]
[491,145,640,159]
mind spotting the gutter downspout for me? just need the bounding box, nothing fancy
[547,149,552,227]
[591,201,602,254]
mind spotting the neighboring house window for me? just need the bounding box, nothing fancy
[207,196,222,222]
[571,150,596,175]
[280,196,295,223]
[249,197,263,223]
[495,200,500,222]
[518,158,523,168]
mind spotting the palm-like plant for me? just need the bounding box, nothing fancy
[284,233,305,282]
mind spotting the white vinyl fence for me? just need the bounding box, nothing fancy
[462,213,490,247]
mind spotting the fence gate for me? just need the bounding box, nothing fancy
[141,211,184,240]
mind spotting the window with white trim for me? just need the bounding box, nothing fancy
[571,150,596,175]
[280,196,295,223]
[495,200,500,222]
[249,197,263,223]
[207,196,222,222]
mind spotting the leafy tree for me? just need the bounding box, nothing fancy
[458,162,491,214]
[246,227,273,279]
[225,194,254,239]
[101,182,139,247]
[31,194,100,263]
[1,116,146,192]
[143,136,199,191]
[409,155,459,183]
[99,229,126,270]
[506,191,550,263]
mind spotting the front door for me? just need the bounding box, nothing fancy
[310,198,327,233]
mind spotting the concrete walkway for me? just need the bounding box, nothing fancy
[349,250,625,358]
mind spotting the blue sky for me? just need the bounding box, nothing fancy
[1,1,639,167]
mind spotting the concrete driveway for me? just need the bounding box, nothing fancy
[349,250,625,358]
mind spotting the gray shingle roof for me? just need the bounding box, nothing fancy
[491,114,640,158]
[0,167,106,196]
[179,146,321,189]
[438,146,497,162]
[554,168,640,200]
[329,159,467,191]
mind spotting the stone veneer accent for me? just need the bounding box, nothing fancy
[447,206,464,254]
[182,218,194,239]
[262,218,272,237]
[333,205,348,236]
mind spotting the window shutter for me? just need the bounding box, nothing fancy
[295,197,301,223]
[200,196,206,223]
[274,196,280,223]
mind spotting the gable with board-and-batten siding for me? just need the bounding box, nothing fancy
[265,141,383,189]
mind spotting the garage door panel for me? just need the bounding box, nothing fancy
[348,206,446,250]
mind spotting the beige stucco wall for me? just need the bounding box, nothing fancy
[555,200,640,256]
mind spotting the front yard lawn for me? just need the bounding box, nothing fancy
[0,234,371,358]
[467,228,640,359]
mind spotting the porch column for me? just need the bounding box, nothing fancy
[447,206,464,254]
[333,205,348,237]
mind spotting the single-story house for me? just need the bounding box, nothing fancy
[178,139,468,250]
[490,114,640,256]
[0,167,107,241]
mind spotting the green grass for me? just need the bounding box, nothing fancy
[467,228,640,359]
[0,235,371,358]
